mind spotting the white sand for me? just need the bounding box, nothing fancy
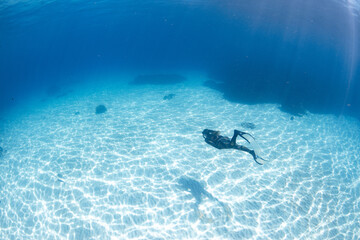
[0,74,359,239]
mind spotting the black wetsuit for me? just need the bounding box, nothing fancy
[202,129,256,160]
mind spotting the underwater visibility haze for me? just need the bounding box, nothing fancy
[0,0,359,239]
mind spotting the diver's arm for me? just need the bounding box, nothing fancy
[205,138,216,147]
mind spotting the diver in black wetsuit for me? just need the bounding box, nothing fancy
[202,129,264,165]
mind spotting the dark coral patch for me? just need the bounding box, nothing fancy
[163,94,176,100]
[241,122,256,129]
[96,105,107,114]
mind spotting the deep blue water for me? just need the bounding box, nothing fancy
[0,0,359,117]
[0,2,360,238]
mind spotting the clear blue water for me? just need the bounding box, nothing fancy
[0,1,359,239]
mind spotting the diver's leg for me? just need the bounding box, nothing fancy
[230,130,240,146]
[236,145,264,165]
[231,129,248,146]
[236,145,256,159]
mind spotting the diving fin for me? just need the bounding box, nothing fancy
[238,131,269,163]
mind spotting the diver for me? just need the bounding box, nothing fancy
[202,129,266,165]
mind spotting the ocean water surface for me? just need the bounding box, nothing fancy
[0,1,360,239]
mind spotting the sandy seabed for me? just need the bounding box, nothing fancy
[0,75,359,239]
